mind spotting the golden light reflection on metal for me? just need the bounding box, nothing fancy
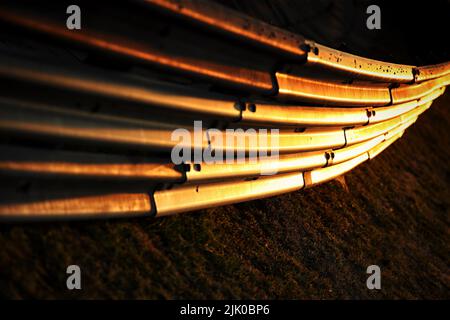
[391,74,450,104]
[0,55,241,120]
[0,193,152,220]
[276,72,391,106]
[143,0,308,58]
[368,132,404,159]
[143,0,450,84]
[0,146,183,181]
[415,62,450,83]
[0,6,274,93]
[305,41,414,83]
[242,103,369,127]
[304,153,369,188]
[369,88,444,124]
[154,172,304,217]
[0,0,448,220]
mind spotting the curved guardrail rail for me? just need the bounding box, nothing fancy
[0,0,448,220]
[415,62,450,83]
[0,145,184,181]
[0,3,276,94]
[141,0,450,83]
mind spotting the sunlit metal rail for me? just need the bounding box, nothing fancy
[0,0,448,220]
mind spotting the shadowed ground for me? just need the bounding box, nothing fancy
[0,92,448,299]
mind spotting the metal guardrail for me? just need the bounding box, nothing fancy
[142,0,450,83]
[0,0,448,220]
[140,0,309,59]
[0,145,184,181]
[0,192,153,220]
[275,72,392,106]
[415,62,450,83]
[0,3,276,93]
[391,74,450,104]
[0,55,242,121]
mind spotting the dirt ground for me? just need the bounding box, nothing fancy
[0,91,448,299]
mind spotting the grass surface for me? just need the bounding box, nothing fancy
[0,94,449,299]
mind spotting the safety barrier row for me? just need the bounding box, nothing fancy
[0,0,448,220]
